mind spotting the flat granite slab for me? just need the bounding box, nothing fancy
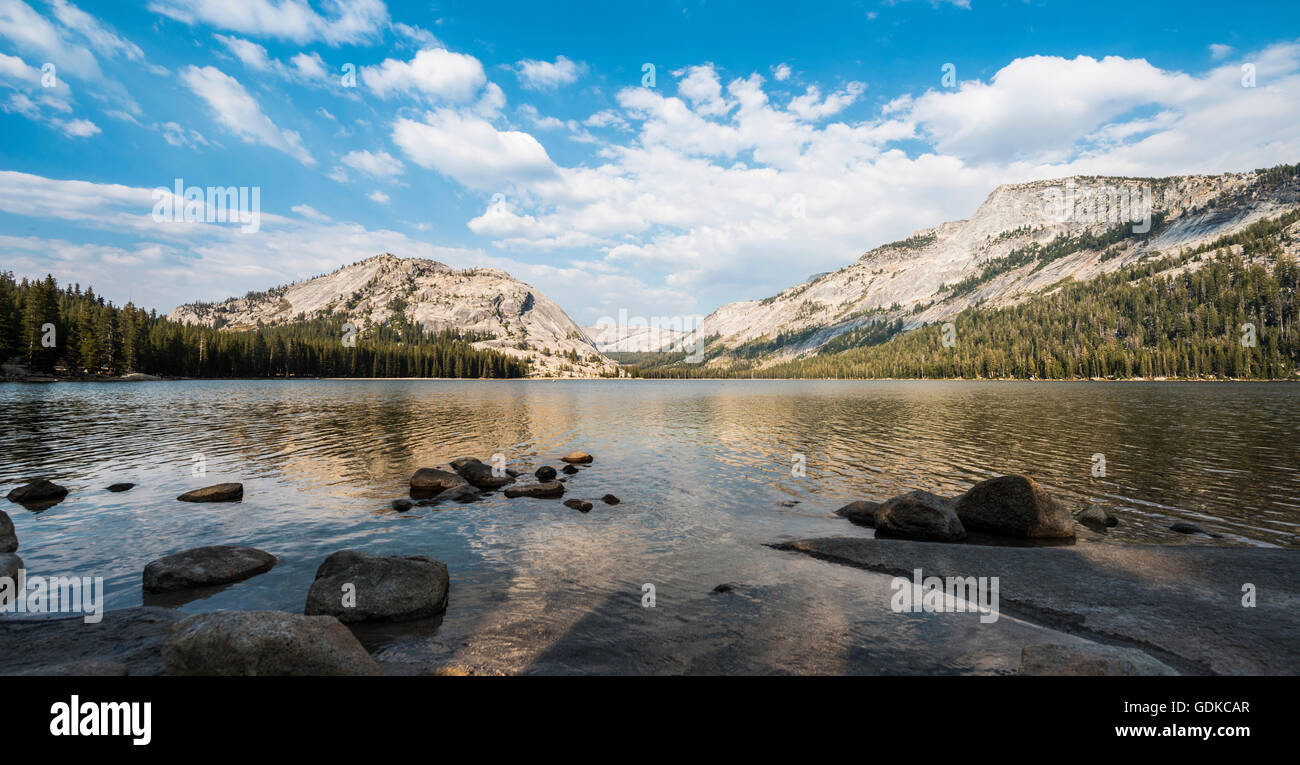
[771,537,1300,676]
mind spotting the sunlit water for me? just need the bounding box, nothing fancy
[1,380,1297,674]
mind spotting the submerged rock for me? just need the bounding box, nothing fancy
[163,611,381,676]
[142,545,277,593]
[391,499,413,512]
[1076,505,1118,528]
[177,482,243,503]
[601,494,621,505]
[16,660,129,676]
[834,500,880,528]
[1018,644,1179,676]
[7,479,69,505]
[564,498,593,512]
[954,475,1074,539]
[712,583,739,594]
[504,481,565,499]
[456,460,515,490]
[534,466,557,482]
[0,510,16,553]
[560,451,594,464]
[305,549,450,623]
[1171,521,1222,538]
[0,606,181,676]
[106,483,135,493]
[561,465,579,475]
[874,491,966,542]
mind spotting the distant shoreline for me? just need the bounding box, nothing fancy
[3,374,1297,384]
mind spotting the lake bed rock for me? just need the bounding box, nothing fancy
[163,610,381,676]
[106,483,135,493]
[177,482,243,503]
[142,545,277,593]
[561,465,579,475]
[409,468,468,493]
[456,460,515,490]
[535,466,557,482]
[0,553,21,605]
[564,499,593,512]
[1077,505,1118,528]
[504,481,565,499]
[954,475,1074,539]
[1171,521,1221,538]
[1018,643,1179,676]
[601,494,621,505]
[874,491,966,542]
[305,549,449,623]
[834,500,880,528]
[391,499,413,512]
[7,479,68,505]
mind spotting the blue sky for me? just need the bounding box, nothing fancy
[2,0,1299,326]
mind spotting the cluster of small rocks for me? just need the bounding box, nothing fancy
[400,451,619,514]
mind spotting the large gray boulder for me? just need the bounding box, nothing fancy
[1018,644,1179,676]
[162,611,381,676]
[504,480,565,499]
[142,545,277,593]
[954,475,1075,539]
[834,500,879,528]
[0,509,16,552]
[874,491,966,542]
[409,467,469,493]
[304,549,449,623]
[177,482,243,502]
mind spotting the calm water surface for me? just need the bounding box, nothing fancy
[1,380,1297,674]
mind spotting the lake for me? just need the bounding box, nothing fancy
[2,379,1297,674]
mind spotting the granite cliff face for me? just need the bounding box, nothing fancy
[684,168,1299,365]
[168,254,616,377]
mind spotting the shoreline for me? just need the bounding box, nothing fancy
[3,374,1298,384]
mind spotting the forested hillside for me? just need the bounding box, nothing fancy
[0,273,529,378]
[634,249,1300,379]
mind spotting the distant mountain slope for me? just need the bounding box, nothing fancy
[678,164,1300,369]
[169,254,617,377]
[582,322,690,353]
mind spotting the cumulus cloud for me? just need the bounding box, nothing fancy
[392,108,556,190]
[179,65,315,165]
[342,149,403,179]
[148,0,388,45]
[515,55,582,90]
[362,47,487,101]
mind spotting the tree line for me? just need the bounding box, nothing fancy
[0,273,529,379]
[633,249,1300,380]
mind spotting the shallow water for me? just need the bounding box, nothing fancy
[1,379,1297,673]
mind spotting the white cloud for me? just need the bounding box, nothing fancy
[773,63,791,81]
[0,0,139,112]
[179,65,315,165]
[148,0,388,45]
[367,190,389,204]
[49,0,143,61]
[57,116,97,136]
[392,108,556,190]
[787,81,866,121]
[362,47,487,101]
[515,55,582,90]
[342,149,403,179]
[1210,43,1234,60]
